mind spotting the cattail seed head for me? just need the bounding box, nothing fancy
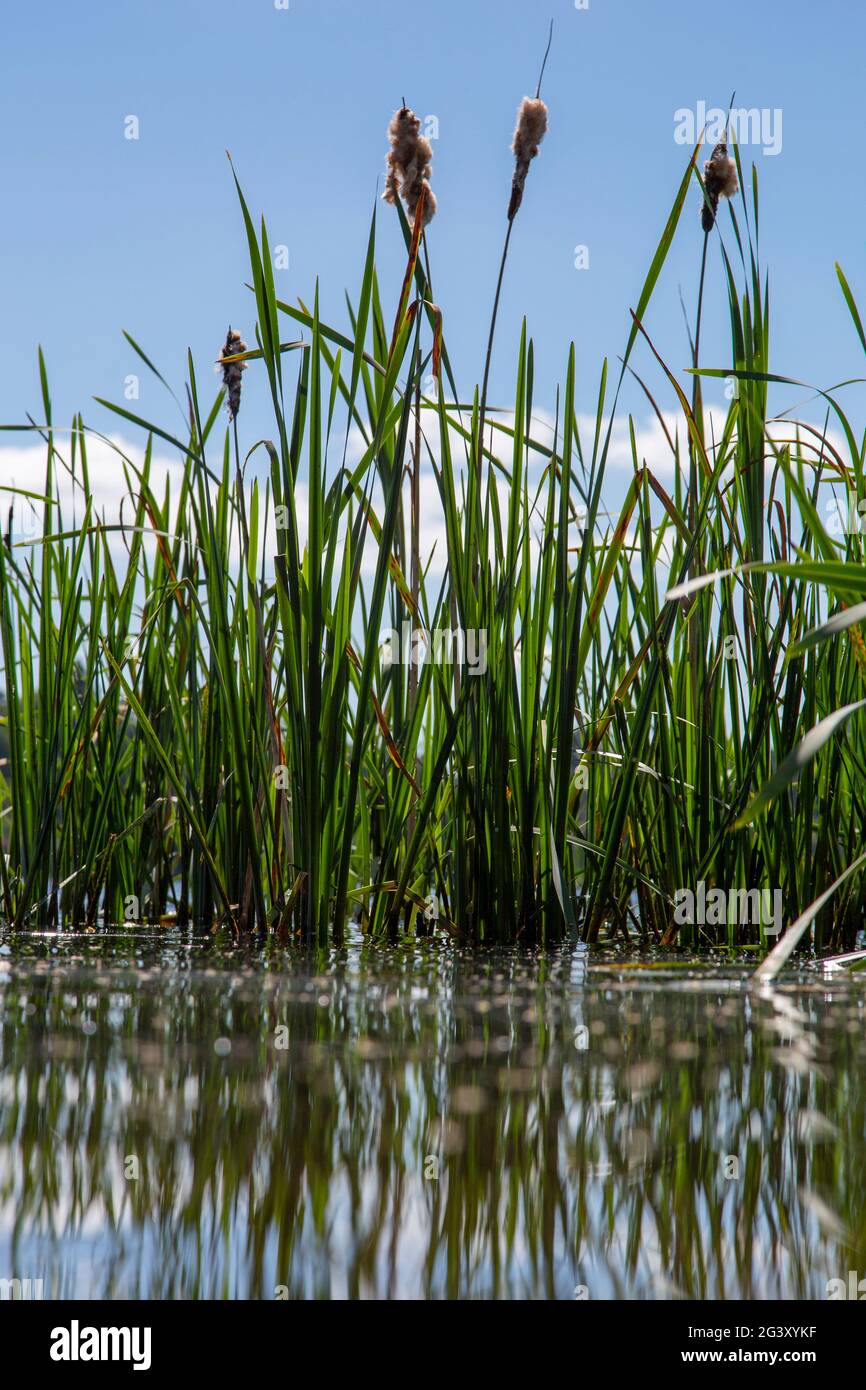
[383,106,437,227]
[508,96,548,220]
[701,141,739,232]
[219,327,247,421]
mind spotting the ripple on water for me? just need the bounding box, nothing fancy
[0,927,863,1299]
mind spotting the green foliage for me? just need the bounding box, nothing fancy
[2,149,865,951]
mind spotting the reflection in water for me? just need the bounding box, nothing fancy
[0,931,863,1299]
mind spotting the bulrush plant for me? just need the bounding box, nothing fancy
[700,139,739,233]
[383,104,438,228]
[476,25,551,484]
[507,95,549,220]
[3,57,866,953]
[219,327,247,420]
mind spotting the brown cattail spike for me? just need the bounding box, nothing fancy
[508,96,548,220]
[383,106,437,227]
[219,327,247,421]
[701,141,739,232]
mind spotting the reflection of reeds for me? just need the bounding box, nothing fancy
[1,941,861,1297]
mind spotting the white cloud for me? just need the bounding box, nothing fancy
[0,408,850,594]
[0,430,185,546]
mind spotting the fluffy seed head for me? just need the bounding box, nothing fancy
[383,106,437,227]
[701,142,739,232]
[219,327,247,421]
[508,96,548,220]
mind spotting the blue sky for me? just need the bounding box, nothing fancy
[2,0,864,479]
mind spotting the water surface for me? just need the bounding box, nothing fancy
[1,930,863,1299]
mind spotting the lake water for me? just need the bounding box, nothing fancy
[1,930,863,1300]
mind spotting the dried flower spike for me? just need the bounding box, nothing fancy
[701,141,739,232]
[508,96,548,220]
[219,327,247,421]
[383,106,437,227]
